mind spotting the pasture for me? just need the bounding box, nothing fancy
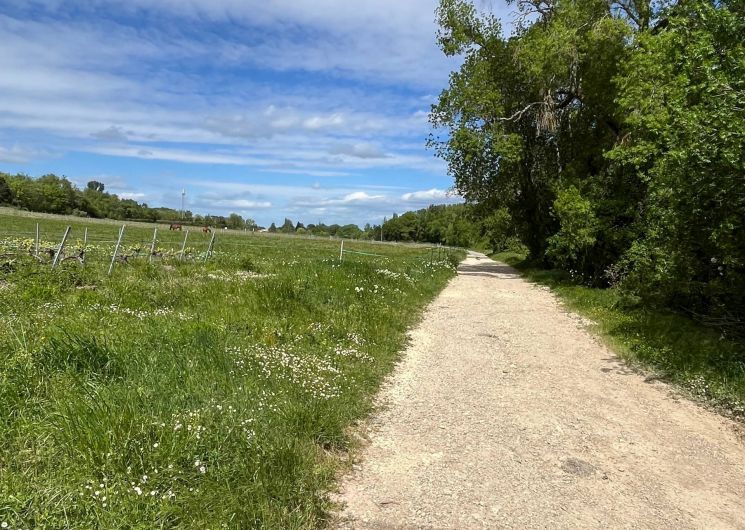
[0,209,463,529]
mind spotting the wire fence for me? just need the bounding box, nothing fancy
[1,221,458,276]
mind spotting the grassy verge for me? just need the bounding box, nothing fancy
[492,251,745,419]
[0,210,463,529]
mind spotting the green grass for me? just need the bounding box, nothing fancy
[492,251,745,418]
[0,209,464,529]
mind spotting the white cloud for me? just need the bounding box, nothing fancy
[0,1,509,224]
[119,192,147,200]
[340,191,386,203]
[328,142,387,159]
[402,188,453,201]
[0,144,48,163]
[201,198,272,209]
[0,10,458,179]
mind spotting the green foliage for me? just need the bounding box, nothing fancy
[86,180,105,193]
[546,186,598,274]
[280,218,295,233]
[382,203,487,249]
[0,175,13,204]
[226,213,247,230]
[0,173,261,232]
[433,0,743,331]
[609,0,745,330]
[481,207,524,253]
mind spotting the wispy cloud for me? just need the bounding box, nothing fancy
[0,0,511,224]
[402,188,455,202]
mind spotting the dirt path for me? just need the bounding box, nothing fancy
[334,252,745,529]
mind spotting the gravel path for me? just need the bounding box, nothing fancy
[334,252,745,529]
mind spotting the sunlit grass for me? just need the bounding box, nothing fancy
[0,210,463,529]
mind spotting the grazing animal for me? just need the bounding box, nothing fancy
[202,226,211,234]
[169,223,182,231]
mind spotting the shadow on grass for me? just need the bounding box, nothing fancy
[492,251,745,417]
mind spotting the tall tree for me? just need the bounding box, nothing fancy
[0,175,13,204]
[431,0,643,279]
[86,180,105,193]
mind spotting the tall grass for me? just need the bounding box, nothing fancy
[0,211,463,529]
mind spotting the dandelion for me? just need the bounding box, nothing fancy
[153,443,159,448]
[199,466,207,474]
[133,486,143,495]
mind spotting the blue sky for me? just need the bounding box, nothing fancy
[0,0,509,226]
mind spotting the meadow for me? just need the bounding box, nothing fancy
[0,209,463,529]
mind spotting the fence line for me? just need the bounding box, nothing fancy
[1,222,458,275]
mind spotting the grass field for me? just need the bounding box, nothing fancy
[0,209,463,529]
[493,252,745,419]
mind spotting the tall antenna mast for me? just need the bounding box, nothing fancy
[180,189,186,219]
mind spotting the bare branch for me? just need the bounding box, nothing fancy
[498,101,545,122]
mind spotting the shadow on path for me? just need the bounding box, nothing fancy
[458,260,521,279]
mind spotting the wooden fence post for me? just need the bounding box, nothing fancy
[82,227,88,265]
[51,226,71,269]
[179,230,189,261]
[35,223,40,257]
[339,239,344,262]
[108,225,125,276]
[205,232,216,262]
[149,228,158,263]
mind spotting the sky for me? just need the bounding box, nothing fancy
[0,0,510,226]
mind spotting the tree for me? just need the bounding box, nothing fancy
[227,213,245,229]
[431,0,744,332]
[609,0,745,327]
[268,222,277,233]
[280,218,295,233]
[86,180,105,193]
[430,0,640,278]
[0,174,14,204]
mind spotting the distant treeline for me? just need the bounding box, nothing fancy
[268,204,520,248]
[265,218,378,240]
[0,172,262,229]
[0,172,508,245]
[381,203,521,251]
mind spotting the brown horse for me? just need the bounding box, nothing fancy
[169,223,182,231]
[202,226,211,234]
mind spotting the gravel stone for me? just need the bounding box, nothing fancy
[333,252,745,529]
